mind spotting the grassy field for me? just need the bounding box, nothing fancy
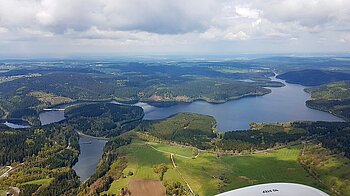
[103,140,186,195]
[148,142,194,157]
[104,141,324,196]
[21,178,53,186]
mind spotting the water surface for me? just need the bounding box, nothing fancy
[3,121,30,129]
[38,109,106,182]
[72,135,107,181]
[140,78,343,131]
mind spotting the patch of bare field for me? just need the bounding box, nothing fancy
[128,179,166,196]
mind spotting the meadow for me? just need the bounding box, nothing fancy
[104,140,324,196]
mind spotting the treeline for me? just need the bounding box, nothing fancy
[220,129,305,151]
[294,121,350,158]
[139,113,216,149]
[221,121,350,156]
[64,103,144,137]
[277,69,350,86]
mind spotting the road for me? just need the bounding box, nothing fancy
[0,166,13,178]
[149,145,195,196]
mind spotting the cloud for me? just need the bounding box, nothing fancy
[0,0,218,35]
[0,0,349,55]
[235,6,261,19]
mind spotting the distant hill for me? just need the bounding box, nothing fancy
[305,81,350,121]
[277,69,350,86]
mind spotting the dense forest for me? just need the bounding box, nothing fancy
[277,69,350,86]
[139,113,217,149]
[0,123,80,166]
[219,121,350,157]
[64,103,144,137]
[0,124,81,195]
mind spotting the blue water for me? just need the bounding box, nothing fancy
[138,78,343,131]
[72,135,107,181]
[30,77,345,181]
[39,110,66,125]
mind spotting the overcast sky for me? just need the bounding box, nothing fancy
[0,0,350,57]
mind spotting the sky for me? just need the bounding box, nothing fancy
[0,0,350,57]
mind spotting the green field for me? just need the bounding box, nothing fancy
[103,140,185,195]
[148,142,194,157]
[21,178,53,186]
[104,141,324,196]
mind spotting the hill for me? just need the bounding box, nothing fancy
[64,102,144,137]
[305,81,350,120]
[139,113,216,149]
[277,69,350,86]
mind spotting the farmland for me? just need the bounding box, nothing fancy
[103,140,324,196]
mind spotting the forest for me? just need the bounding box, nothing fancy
[138,113,217,149]
[277,69,350,86]
[64,103,144,137]
[305,81,350,121]
[0,124,81,195]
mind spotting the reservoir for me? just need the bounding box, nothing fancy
[72,134,107,182]
[32,77,344,181]
[38,108,106,182]
[139,77,343,131]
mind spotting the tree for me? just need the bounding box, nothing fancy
[165,181,187,196]
[153,163,168,181]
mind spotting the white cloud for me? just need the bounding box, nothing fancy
[235,6,261,19]
[225,31,249,40]
[0,0,349,55]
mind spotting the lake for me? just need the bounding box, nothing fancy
[9,77,344,181]
[138,77,343,131]
[72,134,107,182]
[38,109,107,182]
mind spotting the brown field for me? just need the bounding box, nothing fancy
[128,179,166,196]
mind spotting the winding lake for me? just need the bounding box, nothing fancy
[13,77,344,182]
[38,109,107,182]
[138,77,343,131]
